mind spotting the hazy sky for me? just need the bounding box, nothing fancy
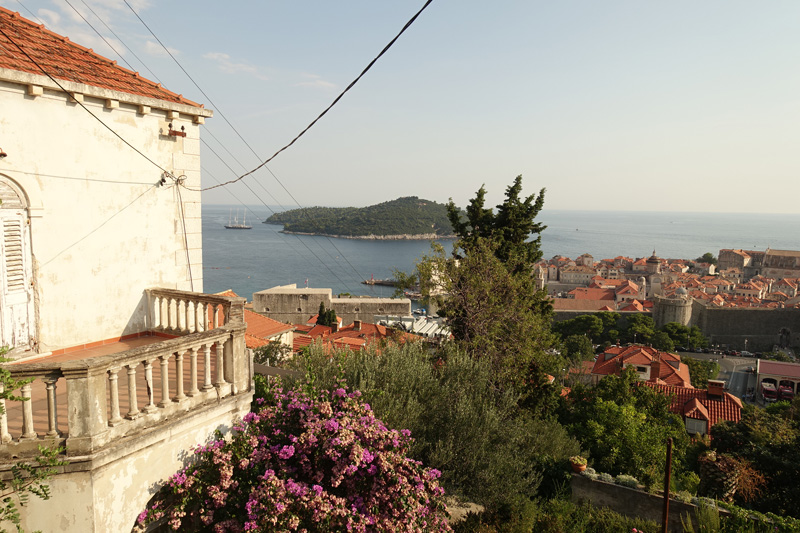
[11,0,800,213]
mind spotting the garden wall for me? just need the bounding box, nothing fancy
[570,474,725,532]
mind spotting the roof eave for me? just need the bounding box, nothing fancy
[0,67,213,118]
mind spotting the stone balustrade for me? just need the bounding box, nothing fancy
[147,288,245,334]
[0,289,250,458]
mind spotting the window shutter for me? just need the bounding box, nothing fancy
[3,218,24,293]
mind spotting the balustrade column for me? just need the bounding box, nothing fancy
[167,298,175,331]
[215,340,225,387]
[143,359,157,413]
[158,354,171,407]
[108,368,123,425]
[20,383,37,440]
[158,296,167,330]
[188,347,199,396]
[175,351,186,401]
[177,299,185,332]
[44,377,61,436]
[194,302,202,333]
[202,344,213,391]
[185,300,192,333]
[126,364,140,419]
[0,383,11,443]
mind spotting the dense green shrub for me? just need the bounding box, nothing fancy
[286,341,580,508]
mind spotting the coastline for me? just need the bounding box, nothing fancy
[280,230,456,241]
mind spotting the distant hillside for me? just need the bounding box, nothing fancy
[264,197,455,239]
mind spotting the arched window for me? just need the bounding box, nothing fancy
[0,176,34,351]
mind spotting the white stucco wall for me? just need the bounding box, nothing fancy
[9,394,252,532]
[0,74,209,352]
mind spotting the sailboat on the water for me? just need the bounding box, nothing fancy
[225,209,252,230]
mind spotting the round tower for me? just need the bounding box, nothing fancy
[653,288,692,327]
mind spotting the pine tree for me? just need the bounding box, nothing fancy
[416,176,560,391]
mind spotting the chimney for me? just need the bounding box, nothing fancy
[708,379,725,399]
[354,320,362,331]
[649,352,661,382]
[331,322,339,333]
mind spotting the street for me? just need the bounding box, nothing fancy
[677,351,757,400]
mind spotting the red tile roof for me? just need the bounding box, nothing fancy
[244,309,293,340]
[0,7,201,107]
[291,320,419,353]
[642,382,742,434]
[592,345,692,387]
[757,360,800,380]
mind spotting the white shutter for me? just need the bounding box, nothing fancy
[3,218,25,293]
[0,176,34,351]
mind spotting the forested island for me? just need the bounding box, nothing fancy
[264,196,456,239]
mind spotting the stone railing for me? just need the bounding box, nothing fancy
[147,288,244,334]
[0,290,250,458]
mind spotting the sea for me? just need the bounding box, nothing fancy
[202,205,799,301]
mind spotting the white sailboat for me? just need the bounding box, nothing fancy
[225,208,252,229]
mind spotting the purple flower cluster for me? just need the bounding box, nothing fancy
[138,385,451,531]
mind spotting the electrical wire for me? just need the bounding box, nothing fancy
[41,184,158,268]
[0,26,170,176]
[13,0,43,25]
[176,181,195,291]
[77,0,163,85]
[122,0,434,292]
[4,168,158,185]
[201,168,361,294]
[199,150,362,294]
[196,0,435,192]
[62,0,137,72]
[199,136,368,290]
[45,0,368,294]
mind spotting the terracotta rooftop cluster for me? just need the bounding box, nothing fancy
[589,344,742,435]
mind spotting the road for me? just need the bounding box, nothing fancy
[677,351,757,400]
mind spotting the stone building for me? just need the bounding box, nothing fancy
[253,284,411,325]
[0,10,252,531]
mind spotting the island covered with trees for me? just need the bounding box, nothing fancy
[263,196,456,239]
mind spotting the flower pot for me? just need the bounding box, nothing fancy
[571,462,587,473]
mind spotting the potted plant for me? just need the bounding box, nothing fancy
[569,455,587,473]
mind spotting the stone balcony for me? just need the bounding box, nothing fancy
[0,288,252,458]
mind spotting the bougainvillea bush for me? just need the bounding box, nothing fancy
[138,384,451,532]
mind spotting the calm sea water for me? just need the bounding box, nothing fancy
[202,205,799,301]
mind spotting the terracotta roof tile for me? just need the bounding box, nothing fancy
[642,382,742,434]
[592,345,691,388]
[244,309,293,340]
[0,7,201,106]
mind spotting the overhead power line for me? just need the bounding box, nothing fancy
[76,0,164,84]
[0,27,170,176]
[62,0,137,72]
[197,0,435,192]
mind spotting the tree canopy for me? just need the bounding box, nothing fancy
[447,175,546,267]
[696,252,718,266]
[316,302,337,327]
[411,177,559,388]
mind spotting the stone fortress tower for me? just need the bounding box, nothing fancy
[653,287,693,328]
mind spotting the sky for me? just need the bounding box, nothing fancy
[9,0,800,214]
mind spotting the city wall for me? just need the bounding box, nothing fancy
[553,305,800,352]
[694,306,800,351]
